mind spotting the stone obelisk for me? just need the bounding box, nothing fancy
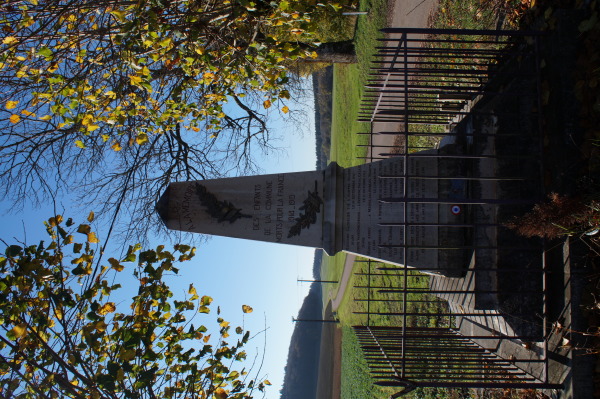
[157,158,465,277]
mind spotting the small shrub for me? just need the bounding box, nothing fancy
[506,193,599,239]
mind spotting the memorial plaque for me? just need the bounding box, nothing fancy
[340,154,438,271]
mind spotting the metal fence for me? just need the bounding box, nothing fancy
[351,259,561,396]
[358,27,544,160]
[350,28,562,395]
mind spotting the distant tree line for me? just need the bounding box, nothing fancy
[279,277,323,399]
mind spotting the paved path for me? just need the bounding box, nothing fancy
[331,0,439,311]
[367,0,440,160]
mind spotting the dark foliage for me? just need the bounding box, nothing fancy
[279,282,323,399]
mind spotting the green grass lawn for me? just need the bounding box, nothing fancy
[329,0,388,168]
[330,64,368,168]
[321,0,389,305]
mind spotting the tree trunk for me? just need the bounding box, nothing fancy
[305,40,356,64]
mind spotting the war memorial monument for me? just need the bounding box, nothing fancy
[156,153,466,277]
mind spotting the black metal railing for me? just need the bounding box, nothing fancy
[359,27,544,161]
[351,258,561,396]
[350,27,561,396]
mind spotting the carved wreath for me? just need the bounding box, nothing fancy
[195,183,251,224]
[288,181,323,238]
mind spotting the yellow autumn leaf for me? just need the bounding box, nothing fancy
[75,140,86,149]
[21,109,35,117]
[111,141,122,151]
[264,380,272,386]
[81,114,94,126]
[203,334,211,343]
[5,100,18,110]
[281,106,289,114]
[108,258,124,272]
[263,100,272,109]
[2,36,17,45]
[159,37,172,48]
[87,232,100,243]
[129,75,142,85]
[214,388,228,399]
[220,320,230,328]
[191,126,200,132]
[242,304,253,313]
[87,211,95,222]
[11,324,27,339]
[87,124,100,132]
[9,114,20,124]
[135,133,148,145]
[110,10,128,22]
[94,320,107,332]
[39,115,52,121]
[98,302,116,315]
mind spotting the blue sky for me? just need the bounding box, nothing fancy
[0,100,318,396]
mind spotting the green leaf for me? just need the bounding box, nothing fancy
[198,306,210,314]
[110,9,128,22]
[122,253,136,262]
[200,295,212,306]
[38,47,53,59]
